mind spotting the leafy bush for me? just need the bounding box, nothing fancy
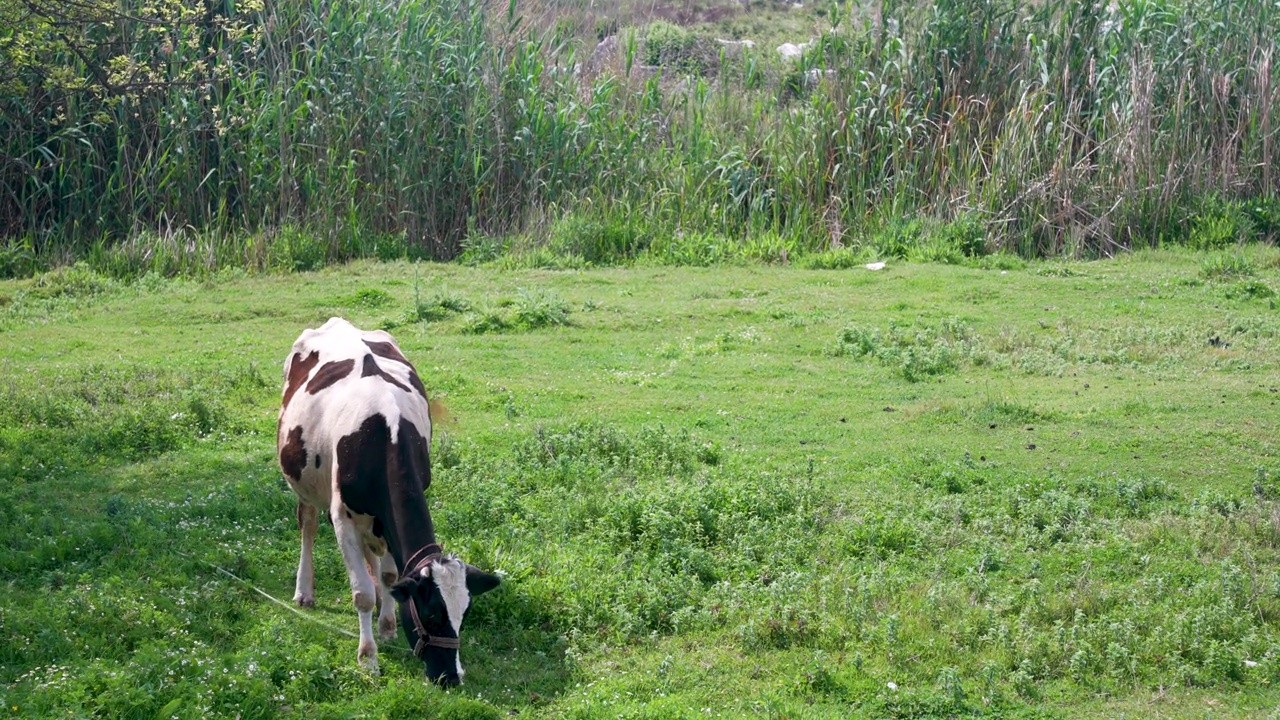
[458,233,508,265]
[460,308,511,334]
[643,21,703,72]
[493,247,589,271]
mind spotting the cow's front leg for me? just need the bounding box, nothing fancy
[375,551,398,640]
[333,503,379,673]
[294,501,318,608]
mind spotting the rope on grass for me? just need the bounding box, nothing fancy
[178,550,415,655]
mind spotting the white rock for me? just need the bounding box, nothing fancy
[887,681,898,690]
[776,42,809,60]
[1245,659,1259,667]
[865,261,886,271]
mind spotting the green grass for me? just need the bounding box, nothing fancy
[4,247,1280,717]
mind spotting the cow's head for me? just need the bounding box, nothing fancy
[391,556,501,686]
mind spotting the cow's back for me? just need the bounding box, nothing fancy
[277,318,432,507]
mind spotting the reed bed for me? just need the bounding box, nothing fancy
[2,0,1277,274]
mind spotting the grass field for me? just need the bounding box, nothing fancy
[3,248,1280,718]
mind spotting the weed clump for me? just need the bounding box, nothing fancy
[336,288,393,309]
[1224,280,1275,301]
[456,289,572,334]
[28,263,112,300]
[833,318,976,381]
[797,247,869,269]
[415,289,472,321]
[645,231,739,266]
[1200,253,1256,279]
[510,288,571,329]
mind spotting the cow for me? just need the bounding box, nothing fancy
[276,317,500,686]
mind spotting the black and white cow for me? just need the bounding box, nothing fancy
[277,317,499,685]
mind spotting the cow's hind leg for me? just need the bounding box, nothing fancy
[333,503,379,672]
[294,501,319,608]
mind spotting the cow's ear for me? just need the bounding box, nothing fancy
[465,564,501,597]
[390,573,422,602]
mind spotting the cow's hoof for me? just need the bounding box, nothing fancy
[378,616,396,640]
[295,595,315,608]
[358,649,379,675]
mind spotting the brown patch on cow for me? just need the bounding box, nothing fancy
[381,571,398,586]
[280,425,307,482]
[361,354,412,394]
[364,339,410,366]
[283,351,320,408]
[307,358,355,394]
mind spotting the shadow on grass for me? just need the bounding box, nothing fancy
[378,578,577,711]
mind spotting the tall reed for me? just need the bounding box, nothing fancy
[2,0,1277,272]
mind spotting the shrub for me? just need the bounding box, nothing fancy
[460,308,511,334]
[458,233,508,265]
[642,21,714,74]
[644,21,695,66]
